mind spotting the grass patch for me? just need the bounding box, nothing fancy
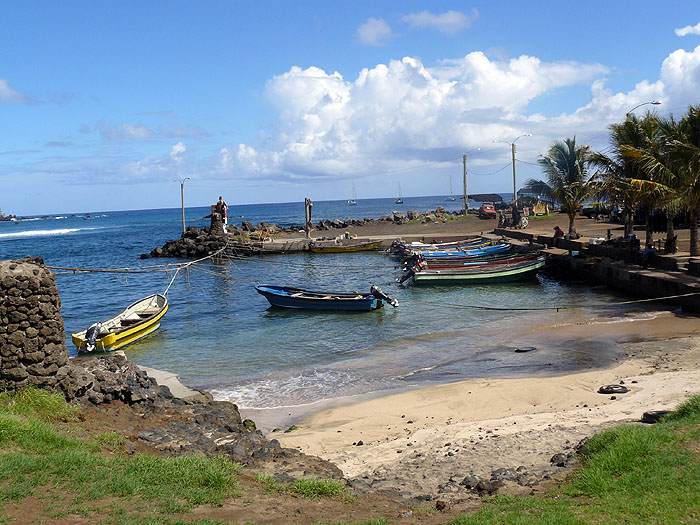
[95,431,127,450]
[290,478,349,499]
[0,388,243,520]
[254,473,354,502]
[0,386,79,422]
[253,473,284,494]
[451,393,700,524]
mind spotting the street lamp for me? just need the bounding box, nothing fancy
[493,134,531,206]
[626,100,661,117]
[462,148,480,215]
[173,177,191,234]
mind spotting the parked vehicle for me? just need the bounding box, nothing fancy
[478,203,497,219]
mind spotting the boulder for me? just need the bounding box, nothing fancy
[240,220,255,232]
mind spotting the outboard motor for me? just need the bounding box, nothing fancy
[370,285,399,307]
[396,268,414,285]
[85,322,108,352]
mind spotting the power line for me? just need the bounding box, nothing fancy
[469,162,512,176]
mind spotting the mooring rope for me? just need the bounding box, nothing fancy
[419,290,700,312]
[163,267,181,295]
[47,241,230,275]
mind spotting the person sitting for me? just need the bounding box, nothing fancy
[642,243,656,268]
[550,225,564,247]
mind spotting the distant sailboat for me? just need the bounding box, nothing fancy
[348,181,358,205]
[446,177,457,201]
[395,181,404,204]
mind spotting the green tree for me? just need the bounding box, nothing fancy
[523,137,594,236]
[591,114,665,241]
[627,106,700,255]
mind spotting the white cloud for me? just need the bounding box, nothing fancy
[219,43,700,185]
[675,22,700,37]
[0,78,28,103]
[402,9,478,35]
[122,123,152,139]
[98,121,153,141]
[356,18,392,47]
[221,54,611,180]
[96,121,207,141]
[170,142,186,162]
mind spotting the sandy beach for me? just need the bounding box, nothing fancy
[274,310,700,500]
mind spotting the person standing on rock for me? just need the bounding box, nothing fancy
[215,196,228,232]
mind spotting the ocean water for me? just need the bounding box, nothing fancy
[0,196,658,417]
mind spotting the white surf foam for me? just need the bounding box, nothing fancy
[210,369,360,409]
[0,228,88,240]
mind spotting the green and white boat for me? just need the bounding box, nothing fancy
[410,255,546,285]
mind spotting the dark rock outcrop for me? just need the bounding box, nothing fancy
[142,226,228,259]
[69,354,342,479]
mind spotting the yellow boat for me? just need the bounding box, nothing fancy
[309,239,384,253]
[72,294,168,352]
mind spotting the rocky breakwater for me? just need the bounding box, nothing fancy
[0,256,69,391]
[142,212,230,259]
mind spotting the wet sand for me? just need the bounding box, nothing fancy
[273,311,700,498]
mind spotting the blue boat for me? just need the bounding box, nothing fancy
[254,284,398,311]
[420,243,511,259]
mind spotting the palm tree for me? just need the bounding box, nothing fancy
[523,137,594,236]
[590,114,663,240]
[626,106,700,255]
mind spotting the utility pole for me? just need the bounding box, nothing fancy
[493,135,530,207]
[462,154,468,215]
[173,177,191,234]
[462,148,479,215]
[511,143,517,206]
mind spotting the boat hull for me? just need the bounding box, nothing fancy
[72,294,168,352]
[310,240,383,253]
[255,284,382,311]
[412,258,546,285]
[420,243,510,258]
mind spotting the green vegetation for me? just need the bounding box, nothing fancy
[254,472,354,502]
[526,137,594,236]
[0,387,242,520]
[450,394,700,524]
[524,105,700,254]
[95,430,127,450]
[0,385,79,422]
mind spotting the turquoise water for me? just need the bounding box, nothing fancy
[0,197,655,410]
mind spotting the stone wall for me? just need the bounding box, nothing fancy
[0,256,69,391]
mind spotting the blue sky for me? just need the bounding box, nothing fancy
[2,1,700,215]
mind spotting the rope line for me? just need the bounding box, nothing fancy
[47,242,230,275]
[418,290,700,312]
[163,267,181,295]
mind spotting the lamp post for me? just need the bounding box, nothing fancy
[462,148,480,215]
[173,177,191,234]
[493,134,531,206]
[626,100,661,117]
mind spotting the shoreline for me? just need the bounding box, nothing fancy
[234,303,674,431]
[270,311,700,499]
